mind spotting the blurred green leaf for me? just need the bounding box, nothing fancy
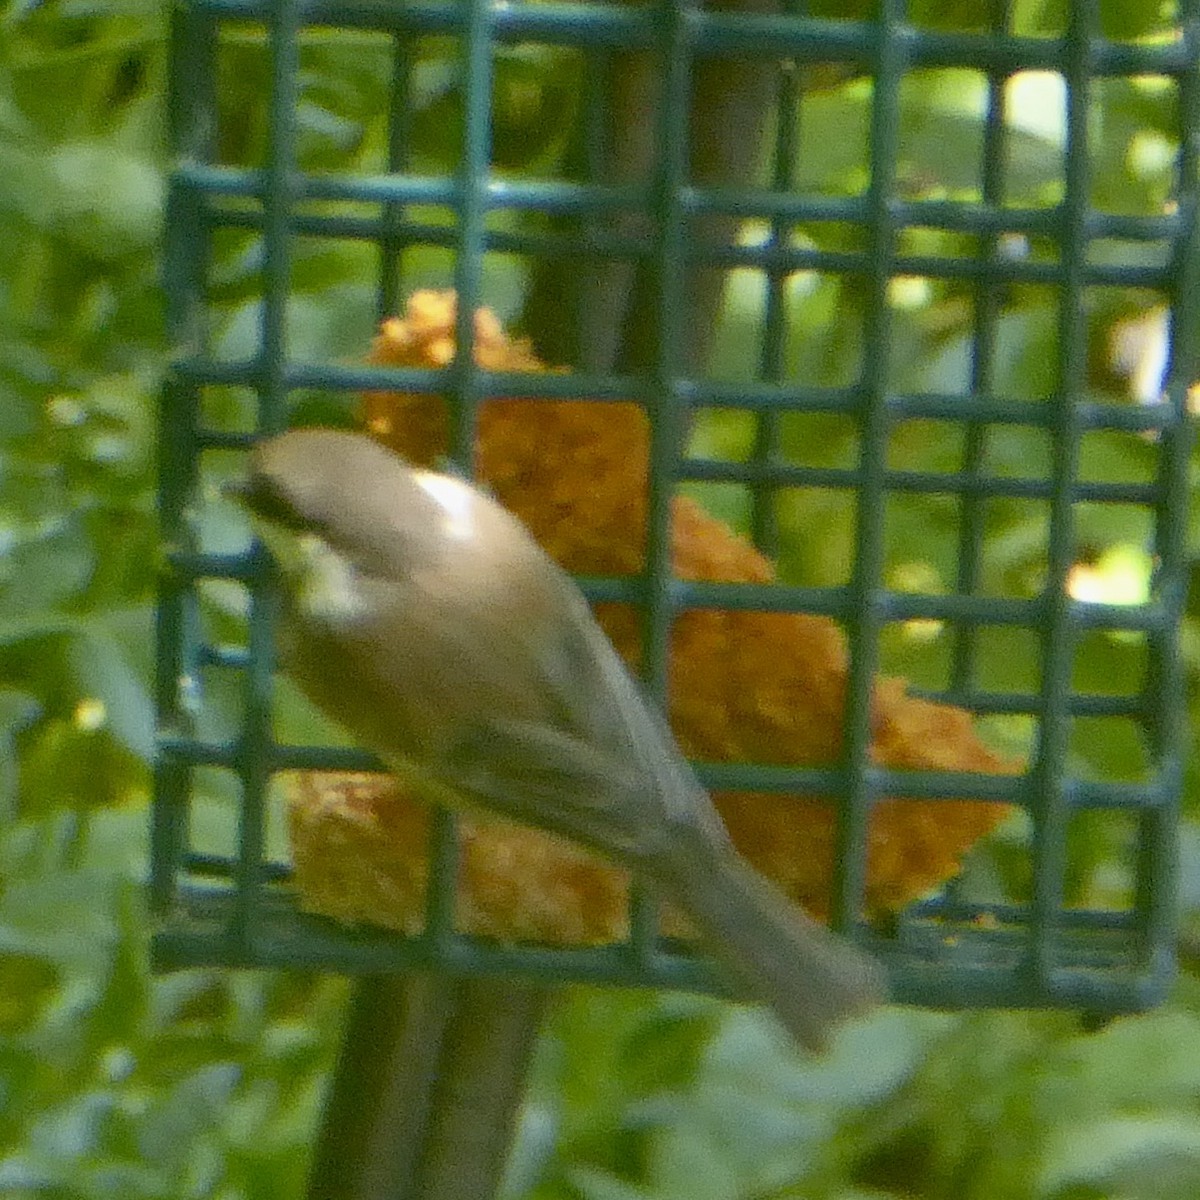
[63,621,153,762]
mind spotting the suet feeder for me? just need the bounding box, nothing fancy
[154,0,1197,1043]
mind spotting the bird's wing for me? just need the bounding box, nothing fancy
[438,714,658,864]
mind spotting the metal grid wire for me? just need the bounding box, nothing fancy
[155,0,1198,1013]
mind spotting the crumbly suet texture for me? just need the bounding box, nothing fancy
[286,289,1017,941]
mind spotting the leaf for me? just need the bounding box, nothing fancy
[1042,1115,1200,1200]
[0,948,59,1030]
[87,881,149,1045]
[26,1089,121,1164]
[0,1155,59,1191]
[65,620,154,762]
[46,143,163,259]
[133,1062,242,1170]
[81,802,148,877]
[0,686,40,818]
[568,1166,656,1200]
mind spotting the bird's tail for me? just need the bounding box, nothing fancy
[655,841,886,1052]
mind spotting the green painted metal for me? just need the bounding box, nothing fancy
[154,0,1199,1014]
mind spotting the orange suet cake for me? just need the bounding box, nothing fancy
[285,289,1017,942]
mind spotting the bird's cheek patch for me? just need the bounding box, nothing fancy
[294,534,373,626]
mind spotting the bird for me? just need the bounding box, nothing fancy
[234,427,885,1051]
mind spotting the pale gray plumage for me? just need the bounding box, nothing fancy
[241,428,885,1050]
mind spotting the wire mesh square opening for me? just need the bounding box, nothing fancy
[154,0,1198,1015]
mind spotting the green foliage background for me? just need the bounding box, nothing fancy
[3,0,1200,1197]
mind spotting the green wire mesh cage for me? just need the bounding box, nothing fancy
[154,0,1198,1016]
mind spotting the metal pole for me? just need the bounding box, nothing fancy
[306,975,552,1200]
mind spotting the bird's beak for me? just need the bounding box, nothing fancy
[223,474,308,533]
[222,475,302,573]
